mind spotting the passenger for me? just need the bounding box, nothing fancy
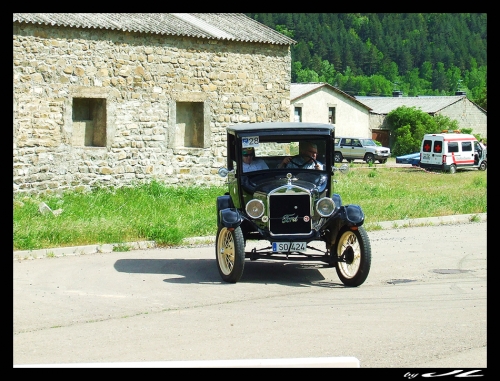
[475,140,485,163]
[278,141,323,170]
[242,147,269,172]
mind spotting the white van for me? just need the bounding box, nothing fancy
[419,133,487,173]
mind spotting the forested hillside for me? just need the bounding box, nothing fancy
[246,13,487,109]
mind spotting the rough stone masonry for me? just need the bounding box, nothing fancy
[13,23,292,195]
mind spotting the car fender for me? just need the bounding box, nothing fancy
[324,204,365,248]
[217,195,233,212]
[217,195,234,226]
[219,208,243,229]
[328,204,365,227]
[342,204,365,225]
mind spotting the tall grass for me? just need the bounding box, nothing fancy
[13,164,486,251]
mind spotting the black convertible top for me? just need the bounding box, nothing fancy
[227,122,335,137]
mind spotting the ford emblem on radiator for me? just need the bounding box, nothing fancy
[282,214,299,223]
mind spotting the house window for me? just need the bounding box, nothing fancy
[294,107,302,122]
[176,102,204,148]
[72,98,106,147]
[328,107,336,124]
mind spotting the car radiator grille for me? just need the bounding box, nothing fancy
[269,194,312,235]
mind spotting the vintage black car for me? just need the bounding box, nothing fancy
[216,122,371,286]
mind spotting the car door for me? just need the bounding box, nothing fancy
[422,137,444,166]
[350,138,365,160]
[459,140,475,166]
[337,138,351,159]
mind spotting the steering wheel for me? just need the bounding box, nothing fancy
[289,155,318,168]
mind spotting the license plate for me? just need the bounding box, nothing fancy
[422,153,430,160]
[272,242,306,252]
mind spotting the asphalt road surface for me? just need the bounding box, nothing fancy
[13,221,487,369]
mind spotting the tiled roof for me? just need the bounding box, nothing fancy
[291,83,371,110]
[13,13,296,45]
[355,95,466,114]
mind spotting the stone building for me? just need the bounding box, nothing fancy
[357,91,487,147]
[13,13,296,195]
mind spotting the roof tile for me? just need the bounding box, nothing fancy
[13,13,296,45]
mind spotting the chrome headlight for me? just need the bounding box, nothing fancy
[246,199,265,219]
[316,197,335,217]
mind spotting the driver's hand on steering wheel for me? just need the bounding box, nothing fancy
[279,157,291,168]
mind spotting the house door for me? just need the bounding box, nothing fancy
[372,130,389,147]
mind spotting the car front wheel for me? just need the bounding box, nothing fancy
[479,161,487,171]
[365,153,375,164]
[334,152,343,163]
[332,226,371,287]
[216,226,245,283]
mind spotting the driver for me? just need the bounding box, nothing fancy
[278,141,323,170]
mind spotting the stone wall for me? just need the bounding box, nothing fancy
[13,23,292,195]
[437,98,487,138]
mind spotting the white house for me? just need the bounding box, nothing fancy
[290,83,372,138]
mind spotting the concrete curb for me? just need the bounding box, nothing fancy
[365,212,487,230]
[13,240,157,261]
[13,213,486,261]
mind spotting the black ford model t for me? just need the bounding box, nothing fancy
[216,122,371,286]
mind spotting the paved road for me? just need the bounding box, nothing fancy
[13,221,487,369]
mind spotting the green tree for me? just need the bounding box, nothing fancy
[295,67,320,83]
[386,106,444,156]
[292,41,312,68]
[393,125,416,155]
[473,87,487,110]
[250,13,486,99]
[275,24,294,38]
[318,60,337,85]
[432,62,449,92]
[433,114,459,133]
[368,74,393,96]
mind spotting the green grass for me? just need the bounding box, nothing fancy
[336,163,486,222]
[13,161,487,251]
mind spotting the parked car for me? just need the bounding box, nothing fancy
[419,133,487,173]
[396,152,421,166]
[216,122,372,286]
[334,137,390,164]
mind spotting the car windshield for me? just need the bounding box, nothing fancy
[252,141,300,158]
[360,139,376,146]
[237,139,327,173]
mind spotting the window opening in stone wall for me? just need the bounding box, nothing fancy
[329,107,336,124]
[176,102,204,148]
[294,107,302,122]
[72,98,106,147]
